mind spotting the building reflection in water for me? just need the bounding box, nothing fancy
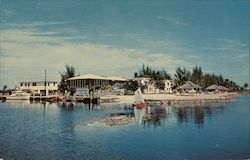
[132,101,228,128]
[58,101,131,111]
[3,100,229,128]
[175,101,227,127]
[4,99,59,109]
[133,105,172,127]
[60,102,75,112]
[59,102,98,111]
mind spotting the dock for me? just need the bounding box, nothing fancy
[0,94,121,104]
[60,96,101,104]
[0,95,6,101]
[100,96,118,103]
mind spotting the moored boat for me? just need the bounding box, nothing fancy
[6,90,31,100]
[47,96,59,103]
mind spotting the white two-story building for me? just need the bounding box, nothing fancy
[164,80,173,93]
[18,81,58,95]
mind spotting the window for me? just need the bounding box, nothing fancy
[32,83,36,86]
[20,83,23,86]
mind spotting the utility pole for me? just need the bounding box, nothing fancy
[45,69,47,96]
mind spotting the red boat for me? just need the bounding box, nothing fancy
[47,96,59,103]
[133,103,147,108]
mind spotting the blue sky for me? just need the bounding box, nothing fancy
[0,0,249,88]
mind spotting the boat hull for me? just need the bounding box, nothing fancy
[6,95,30,100]
[133,103,147,108]
[47,96,59,103]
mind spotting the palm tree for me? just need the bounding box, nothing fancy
[59,64,75,94]
[174,67,191,87]
[191,66,203,86]
[243,83,248,90]
[160,69,171,80]
[2,85,7,93]
[3,85,7,91]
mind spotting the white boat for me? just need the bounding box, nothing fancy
[133,87,147,108]
[6,90,31,100]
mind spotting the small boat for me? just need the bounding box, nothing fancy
[6,90,30,100]
[47,96,59,103]
[133,87,147,108]
[73,95,84,102]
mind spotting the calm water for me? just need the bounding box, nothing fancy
[0,95,249,160]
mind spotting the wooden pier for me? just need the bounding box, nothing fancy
[60,96,101,104]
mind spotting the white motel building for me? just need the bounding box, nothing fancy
[18,81,59,95]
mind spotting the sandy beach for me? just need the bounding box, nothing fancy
[101,92,239,104]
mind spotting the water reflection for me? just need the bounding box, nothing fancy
[60,102,75,112]
[177,107,189,123]
[132,101,228,128]
[53,100,228,128]
[134,108,146,124]
[2,100,31,108]
[175,102,226,127]
[175,107,205,127]
[59,102,97,111]
[0,96,248,160]
[1,100,229,128]
[194,107,204,125]
[2,99,60,110]
[132,106,173,127]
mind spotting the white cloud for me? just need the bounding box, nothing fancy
[3,21,70,28]
[0,8,14,17]
[217,38,247,47]
[157,16,188,26]
[234,53,249,59]
[0,28,84,45]
[0,28,190,88]
[1,26,248,88]
[199,38,249,58]
[200,47,227,51]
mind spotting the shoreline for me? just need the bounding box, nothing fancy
[1,92,242,106]
[102,92,240,105]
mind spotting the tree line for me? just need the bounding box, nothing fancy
[58,64,248,94]
[130,64,243,91]
[174,66,241,90]
[133,64,171,90]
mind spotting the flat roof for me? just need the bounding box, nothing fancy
[20,81,58,83]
